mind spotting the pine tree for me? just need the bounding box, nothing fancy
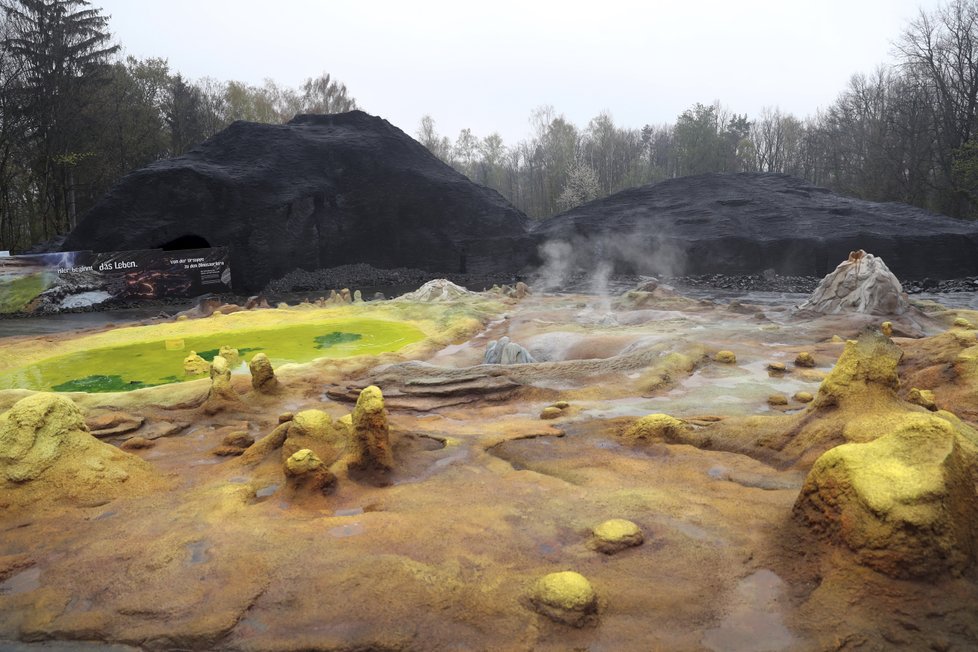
[2,0,119,233]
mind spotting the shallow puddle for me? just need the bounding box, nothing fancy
[0,566,41,596]
[701,569,797,652]
[328,522,365,538]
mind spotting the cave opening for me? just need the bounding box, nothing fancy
[159,234,211,250]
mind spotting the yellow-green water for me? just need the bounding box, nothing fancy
[0,318,425,392]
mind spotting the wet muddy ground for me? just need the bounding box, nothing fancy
[1,288,976,651]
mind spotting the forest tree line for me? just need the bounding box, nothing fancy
[423,0,978,221]
[2,0,978,253]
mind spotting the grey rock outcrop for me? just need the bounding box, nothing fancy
[396,278,474,302]
[484,336,536,364]
[798,251,911,315]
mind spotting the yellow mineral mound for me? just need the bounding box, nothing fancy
[794,412,978,579]
[621,414,690,444]
[0,393,161,509]
[528,571,599,627]
[813,330,902,409]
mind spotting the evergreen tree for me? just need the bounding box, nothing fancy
[2,0,119,232]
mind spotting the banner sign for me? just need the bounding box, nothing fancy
[0,247,231,314]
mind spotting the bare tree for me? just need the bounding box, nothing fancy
[897,0,978,214]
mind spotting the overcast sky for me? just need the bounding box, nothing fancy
[94,0,943,144]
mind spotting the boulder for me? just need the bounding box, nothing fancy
[540,407,562,420]
[908,387,938,411]
[64,111,533,292]
[533,172,978,280]
[798,251,910,315]
[85,411,144,438]
[283,448,336,496]
[714,350,737,364]
[793,413,978,579]
[528,571,599,627]
[484,336,536,365]
[794,352,816,368]
[591,519,644,554]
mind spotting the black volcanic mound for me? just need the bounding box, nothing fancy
[63,111,534,291]
[533,173,978,280]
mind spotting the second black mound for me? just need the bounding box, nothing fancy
[532,173,978,280]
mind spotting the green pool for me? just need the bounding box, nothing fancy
[0,318,425,392]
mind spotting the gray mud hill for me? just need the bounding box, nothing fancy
[533,173,978,280]
[63,111,534,292]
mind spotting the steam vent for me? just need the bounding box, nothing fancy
[533,172,978,279]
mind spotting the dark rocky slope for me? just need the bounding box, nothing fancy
[63,111,533,292]
[533,173,978,280]
[64,114,978,291]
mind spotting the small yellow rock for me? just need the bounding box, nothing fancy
[551,401,570,410]
[768,394,789,406]
[529,571,598,627]
[881,321,893,337]
[794,352,816,368]
[540,406,563,420]
[176,314,188,321]
[767,362,787,373]
[714,350,737,364]
[592,519,644,554]
[908,387,937,411]
[831,335,845,343]
[284,449,323,475]
[798,369,828,383]
[953,317,975,329]
[793,391,814,403]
